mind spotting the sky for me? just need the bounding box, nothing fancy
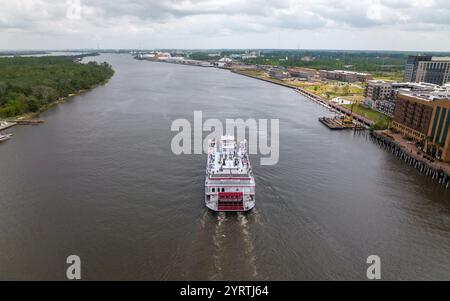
[1,0,450,51]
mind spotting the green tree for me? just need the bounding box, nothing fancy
[342,85,350,95]
[0,55,114,118]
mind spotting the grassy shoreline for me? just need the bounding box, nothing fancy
[232,69,390,129]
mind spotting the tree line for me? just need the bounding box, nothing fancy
[0,55,114,118]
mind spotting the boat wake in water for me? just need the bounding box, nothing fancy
[185,210,260,280]
[210,212,226,280]
[237,212,258,278]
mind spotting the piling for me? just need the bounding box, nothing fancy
[370,131,450,189]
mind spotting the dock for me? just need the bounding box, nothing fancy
[1,119,44,131]
[295,89,373,127]
[319,117,366,130]
[319,117,344,129]
[0,121,17,131]
[231,70,375,128]
[12,120,44,125]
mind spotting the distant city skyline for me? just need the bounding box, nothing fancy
[1,0,450,51]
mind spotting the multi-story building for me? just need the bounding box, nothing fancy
[404,55,450,85]
[428,99,450,161]
[288,67,318,81]
[365,80,395,101]
[364,80,450,117]
[364,80,395,115]
[404,55,432,83]
[268,67,289,80]
[394,82,450,100]
[392,93,434,141]
[392,90,450,162]
[319,70,373,82]
[374,99,397,117]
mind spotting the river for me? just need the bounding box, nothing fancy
[0,54,449,280]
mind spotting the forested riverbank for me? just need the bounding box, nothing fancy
[0,55,114,118]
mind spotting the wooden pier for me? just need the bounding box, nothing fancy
[0,119,44,131]
[295,89,373,127]
[371,131,450,189]
[13,120,44,125]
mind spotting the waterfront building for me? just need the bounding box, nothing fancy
[319,70,373,82]
[269,67,290,80]
[364,80,395,115]
[392,91,450,162]
[392,93,435,141]
[364,80,450,117]
[427,99,450,161]
[404,55,450,85]
[288,67,318,81]
[394,82,450,100]
[230,64,257,71]
[374,99,396,117]
[216,57,233,68]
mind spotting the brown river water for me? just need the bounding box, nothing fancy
[0,54,449,280]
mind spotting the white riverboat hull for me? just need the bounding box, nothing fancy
[205,135,256,212]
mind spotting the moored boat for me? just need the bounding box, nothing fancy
[0,133,13,143]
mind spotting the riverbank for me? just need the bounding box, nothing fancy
[371,130,450,188]
[0,56,114,119]
[230,69,374,127]
[0,80,112,126]
[231,68,450,187]
[2,53,449,281]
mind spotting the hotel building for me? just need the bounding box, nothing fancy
[392,90,450,162]
[404,55,450,86]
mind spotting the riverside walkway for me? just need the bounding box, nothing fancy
[231,70,373,127]
[371,130,450,188]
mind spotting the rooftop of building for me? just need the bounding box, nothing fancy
[368,80,450,90]
[367,79,393,85]
[287,67,318,72]
[431,56,450,61]
[320,69,371,76]
[398,88,450,102]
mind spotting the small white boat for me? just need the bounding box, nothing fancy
[0,133,13,142]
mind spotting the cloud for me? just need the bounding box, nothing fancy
[0,0,449,50]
